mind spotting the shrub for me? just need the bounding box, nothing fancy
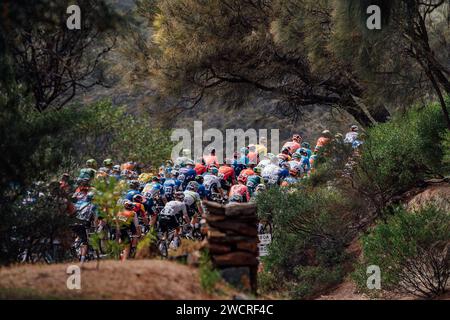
[199,250,221,293]
[354,206,449,298]
[353,102,448,214]
[256,186,361,298]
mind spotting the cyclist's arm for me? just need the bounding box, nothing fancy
[182,205,190,224]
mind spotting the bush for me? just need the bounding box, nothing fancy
[354,206,449,298]
[199,250,222,293]
[256,186,361,298]
[353,101,449,214]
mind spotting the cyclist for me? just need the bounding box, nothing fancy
[178,160,197,189]
[203,166,225,201]
[174,149,193,167]
[195,175,207,200]
[99,159,114,174]
[159,191,189,249]
[203,148,219,167]
[132,194,150,229]
[183,181,204,232]
[344,125,359,144]
[163,170,182,201]
[282,134,302,154]
[194,158,207,176]
[281,169,300,186]
[262,155,281,186]
[70,191,97,264]
[111,165,122,181]
[248,144,259,165]
[229,175,250,203]
[301,142,312,158]
[218,160,236,192]
[246,167,264,197]
[289,153,305,174]
[125,180,141,201]
[115,201,141,261]
[78,159,97,180]
[255,136,268,158]
[315,130,332,150]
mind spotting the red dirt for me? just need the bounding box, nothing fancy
[0,260,233,300]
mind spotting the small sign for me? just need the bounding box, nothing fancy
[258,233,272,245]
[258,233,272,257]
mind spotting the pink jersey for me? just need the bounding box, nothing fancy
[229,184,250,202]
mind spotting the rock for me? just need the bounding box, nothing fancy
[407,184,450,213]
[208,220,258,237]
[220,267,252,291]
[236,242,258,253]
[213,252,259,267]
[206,243,232,254]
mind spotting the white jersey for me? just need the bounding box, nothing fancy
[288,160,304,173]
[203,174,221,191]
[262,164,281,184]
[184,190,200,207]
[344,132,358,144]
[256,159,271,170]
[161,200,187,216]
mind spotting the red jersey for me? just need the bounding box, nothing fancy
[283,141,301,153]
[194,163,207,175]
[219,165,235,182]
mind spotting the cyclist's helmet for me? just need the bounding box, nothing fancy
[253,166,262,174]
[351,125,359,132]
[195,175,204,184]
[185,159,195,167]
[171,170,179,178]
[86,159,97,168]
[301,142,311,149]
[256,184,266,192]
[128,180,140,190]
[186,181,199,192]
[152,176,159,182]
[112,165,120,172]
[103,159,113,167]
[208,166,219,175]
[174,191,185,201]
[292,134,301,142]
[132,194,144,203]
[293,152,302,159]
[299,148,308,156]
[124,201,134,210]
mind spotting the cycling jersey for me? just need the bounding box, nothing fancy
[203,173,222,195]
[204,154,219,167]
[248,151,258,165]
[184,190,201,217]
[283,176,299,185]
[79,168,96,180]
[288,160,304,173]
[125,189,140,201]
[282,141,301,153]
[194,163,207,175]
[301,156,311,173]
[178,167,197,187]
[255,144,267,157]
[218,166,235,182]
[197,184,207,199]
[262,164,281,185]
[116,209,138,227]
[316,137,330,148]
[246,175,263,195]
[160,200,187,217]
[163,178,182,200]
[344,131,358,144]
[239,168,255,179]
[279,168,289,179]
[229,184,250,203]
[142,182,165,197]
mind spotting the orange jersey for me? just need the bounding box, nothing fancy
[219,166,235,181]
[248,152,258,164]
[239,168,255,178]
[316,137,330,148]
[194,163,207,175]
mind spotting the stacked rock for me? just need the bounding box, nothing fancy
[203,200,259,294]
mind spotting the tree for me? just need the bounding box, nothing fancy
[0,0,121,111]
[130,0,392,127]
[334,0,450,128]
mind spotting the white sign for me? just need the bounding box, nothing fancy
[258,233,272,257]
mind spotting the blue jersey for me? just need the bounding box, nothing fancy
[279,168,289,179]
[197,184,207,199]
[301,156,311,172]
[163,178,182,198]
[125,190,140,201]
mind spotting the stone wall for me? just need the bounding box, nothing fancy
[203,201,259,294]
